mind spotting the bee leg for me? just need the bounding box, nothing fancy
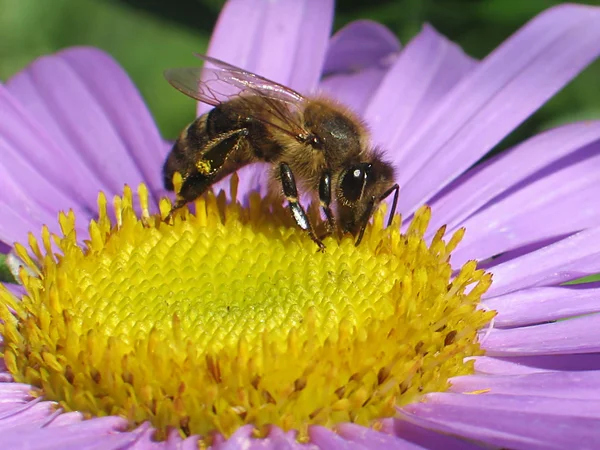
[280,162,325,251]
[318,171,336,236]
[354,197,376,247]
[380,183,400,227]
[165,128,249,222]
[353,184,399,246]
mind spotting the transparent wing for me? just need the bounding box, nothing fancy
[164,54,309,138]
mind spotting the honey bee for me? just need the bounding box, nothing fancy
[163,54,399,250]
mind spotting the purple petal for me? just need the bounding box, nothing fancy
[426,391,600,418]
[338,421,473,450]
[449,370,600,399]
[0,384,33,405]
[200,0,333,116]
[58,48,167,200]
[213,424,254,449]
[1,416,133,450]
[365,25,476,164]
[427,121,600,233]
[0,84,94,243]
[322,20,400,75]
[382,419,483,450]
[403,396,600,450]
[1,283,24,297]
[125,423,168,450]
[485,226,600,297]
[0,401,58,432]
[451,139,600,265]
[309,425,369,449]
[319,20,400,115]
[394,4,600,215]
[484,283,600,327]
[320,69,389,117]
[474,354,600,374]
[45,411,85,427]
[7,49,150,201]
[336,423,415,449]
[482,314,600,356]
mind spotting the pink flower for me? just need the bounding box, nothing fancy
[2,1,600,448]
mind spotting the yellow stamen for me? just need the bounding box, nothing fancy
[0,176,494,442]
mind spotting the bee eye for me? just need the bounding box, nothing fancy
[341,164,370,202]
[310,134,323,149]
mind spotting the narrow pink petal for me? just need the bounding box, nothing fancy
[484,283,600,327]
[485,226,600,297]
[449,370,600,399]
[7,51,148,200]
[474,354,600,374]
[200,0,333,115]
[483,314,600,356]
[365,25,476,164]
[396,4,600,215]
[451,140,600,265]
[427,121,600,233]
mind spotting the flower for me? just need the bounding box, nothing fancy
[2,0,600,448]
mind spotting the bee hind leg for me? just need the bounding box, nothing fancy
[164,128,249,223]
[164,177,208,222]
[280,162,325,251]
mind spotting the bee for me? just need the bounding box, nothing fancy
[163,54,399,250]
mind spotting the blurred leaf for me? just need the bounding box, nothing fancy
[0,0,211,138]
[0,254,16,283]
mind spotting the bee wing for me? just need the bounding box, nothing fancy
[164,54,309,138]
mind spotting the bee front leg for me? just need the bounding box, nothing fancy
[280,162,325,251]
[318,171,336,236]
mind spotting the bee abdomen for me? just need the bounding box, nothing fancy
[163,119,206,191]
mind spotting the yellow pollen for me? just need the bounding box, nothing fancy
[195,160,212,175]
[0,176,494,442]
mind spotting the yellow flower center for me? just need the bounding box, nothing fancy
[0,176,494,442]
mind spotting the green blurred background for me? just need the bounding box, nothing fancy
[1,0,599,151]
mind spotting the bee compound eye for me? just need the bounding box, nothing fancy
[341,166,367,203]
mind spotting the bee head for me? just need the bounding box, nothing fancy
[336,150,396,240]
